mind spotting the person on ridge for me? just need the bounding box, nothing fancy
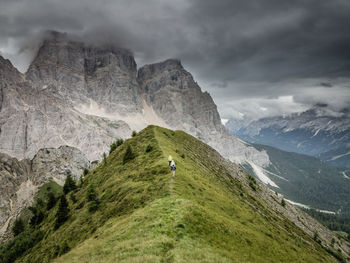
[168,155,176,177]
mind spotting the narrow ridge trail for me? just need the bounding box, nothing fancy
[169,175,174,195]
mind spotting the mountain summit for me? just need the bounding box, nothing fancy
[0,31,269,166]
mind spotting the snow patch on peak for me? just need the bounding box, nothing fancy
[75,99,147,131]
[342,172,350,179]
[221,119,229,125]
[331,151,350,161]
[311,129,321,138]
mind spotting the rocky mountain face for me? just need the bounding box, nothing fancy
[0,31,270,240]
[0,146,90,241]
[138,59,269,166]
[226,105,350,167]
[0,76,131,161]
[26,32,143,118]
[0,31,269,166]
[0,32,135,161]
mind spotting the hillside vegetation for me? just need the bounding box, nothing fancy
[1,126,344,262]
[251,144,350,215]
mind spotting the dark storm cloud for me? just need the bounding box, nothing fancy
[188,0,350,80]
[0,0,349,119]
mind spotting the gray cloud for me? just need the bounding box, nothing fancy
[0,0,349,119]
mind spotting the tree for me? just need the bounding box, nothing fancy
[123,144,135,164]
[55,195,69,229]
[145,144,153,153]
[109,142,117,154]
[46,192,57,210]
[36,198,44,208]
[116,139,124,147]
[86,184,99,212]
[83,168,89,176]
[103,152,107,165]
[131,130,137,137]
[110,138,124,154]
[313,231,321,244]
[59,240,70,256]
[331,237,335,247]
[86,184,97,202]
[12,218,25,236]
[29,206,44,226]
[69,192,77,203]
[281,198,286,207]
[63,174,76,195]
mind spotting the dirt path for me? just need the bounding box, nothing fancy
[169,176,174,195]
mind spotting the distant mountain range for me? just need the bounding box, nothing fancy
[226,104,350,167]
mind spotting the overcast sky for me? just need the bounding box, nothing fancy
[1,0,350,120]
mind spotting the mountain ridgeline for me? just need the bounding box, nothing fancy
[226,105,350,168]
[0,31,268,166]
[1,126,349,263]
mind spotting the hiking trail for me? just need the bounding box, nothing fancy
[169,175,174,195]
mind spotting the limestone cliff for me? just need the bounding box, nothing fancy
[26,31,142,116]
[0,32,269,166]
[138,59,270,166]
[0,146,90,242]
[0,39,131,161]
[0,33,271,242]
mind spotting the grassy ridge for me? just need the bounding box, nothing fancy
[15,126,339,262]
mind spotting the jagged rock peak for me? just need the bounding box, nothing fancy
[26,30,137,83]
[0,55,14,68]
[0,55,23,90]
[144,58,183,69]
[23,30,143,116]
[138,58,186,79]
[137,56,224,140]
[0,55,22,77]
[40,30,134,57]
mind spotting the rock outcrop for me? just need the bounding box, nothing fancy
[26,31,143,117]
[0,145,90,242]
[0,39,132,161]
[0,78,131,161]
[0,153,31,241]
[138,59,270,166]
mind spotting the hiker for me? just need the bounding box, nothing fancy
[168,155,176,177]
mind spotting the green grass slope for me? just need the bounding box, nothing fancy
[13,126,342,263]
